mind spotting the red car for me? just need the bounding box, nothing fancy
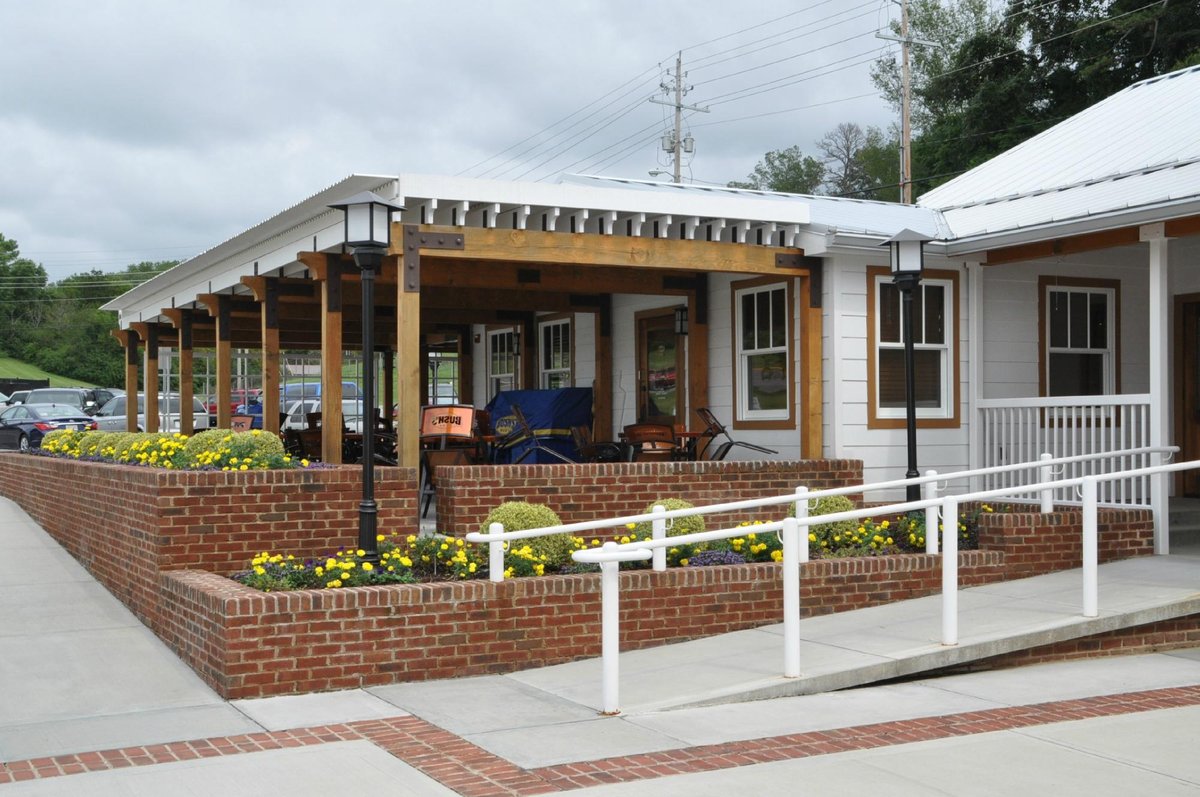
[204,388,262,415]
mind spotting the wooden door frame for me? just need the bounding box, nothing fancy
[1175,292,1200,496]
[635,307,686,425]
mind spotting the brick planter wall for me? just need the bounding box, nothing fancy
[0,454,417,624]
[159,550,1005,698]
[435,459,864,536]
[977,507,1154,577]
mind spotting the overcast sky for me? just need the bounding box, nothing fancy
[1,0,899,279]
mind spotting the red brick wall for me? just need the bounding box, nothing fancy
[0,454,417,623]
[977,508,1154,578]
[159,550,1006,698]
[436,459,864,536]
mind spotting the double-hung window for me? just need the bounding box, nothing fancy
[1040,279,1118,396]
[733,279,792,424]
[538,317,572,389]
[868,266,959,427]
[487,328,518,400]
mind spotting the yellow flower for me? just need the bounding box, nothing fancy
[679,558,689,566]
[376,534,385,542]
[626,523,636,530]
[362,562,374,571]
[356,549,366,556]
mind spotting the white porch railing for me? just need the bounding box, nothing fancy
[976,394,1153,506]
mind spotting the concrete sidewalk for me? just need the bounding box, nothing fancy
[2,495,1198,794]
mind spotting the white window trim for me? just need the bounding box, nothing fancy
[486,328,518,399]
[874,273,955,420]
[735,282,790,422]
[538,317,572,389]
[1045,285,1116,396]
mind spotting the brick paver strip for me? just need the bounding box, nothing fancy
[1,685,1197,792]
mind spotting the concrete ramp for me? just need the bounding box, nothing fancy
[507,555,1200,713]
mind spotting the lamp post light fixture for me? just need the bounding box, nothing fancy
[882,228,932,502]
[329,190,405,563]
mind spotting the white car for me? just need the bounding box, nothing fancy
[282,399,366,433]
[94,394,212,433]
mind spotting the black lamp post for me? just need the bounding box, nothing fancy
[329,190,405,563]
[882,229,931,502]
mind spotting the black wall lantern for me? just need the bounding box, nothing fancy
[674,305,689,336]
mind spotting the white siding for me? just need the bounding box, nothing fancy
[824,254,971,496]
[979,246,1151,400]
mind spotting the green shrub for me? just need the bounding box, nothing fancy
[175,429,290,470]
[480,501,569,566]
[630,498,705,539]
[791,494,857,553]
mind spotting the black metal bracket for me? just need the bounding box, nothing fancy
[776,253,824,308]
[404,225,465,293]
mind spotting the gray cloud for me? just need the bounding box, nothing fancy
[1,0,896,275]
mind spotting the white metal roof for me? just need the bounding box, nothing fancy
[920,64,1200,248]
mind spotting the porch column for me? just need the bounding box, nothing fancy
[260,279,282,436]
[966,261,985,492]
[593,297,613,441]
[113,330,140,432]
[197,294,234,430]
[163,309,196,436]
[131,322,159,433]
[321,260,345,464]
[1142,223,1171,554]
[397,263,421,469]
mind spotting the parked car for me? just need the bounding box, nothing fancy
[280,381,359,404]
[0,403,97,451]
[6,390,30,406]
[25,387,121,416]
[204,388,262,416]
[93,394,212,433]
[0,392,7,404]
[281,398,366,433]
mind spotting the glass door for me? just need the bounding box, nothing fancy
[637,314,685,424]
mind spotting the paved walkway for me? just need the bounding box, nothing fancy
[2,496,1198,794]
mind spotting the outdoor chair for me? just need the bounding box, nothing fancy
[693,407,778,461]
[571,425,630,463]
[419,404,482,517]
[621,422,677,461]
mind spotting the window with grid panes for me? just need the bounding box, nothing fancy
[735,283,790,421]
[875,275,953,417]
[1046,286,1114,396]
[539,318,571,389]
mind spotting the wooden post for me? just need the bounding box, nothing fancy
[397,262,420,469]
[593,297,613,441]
[261,279,281,436]
[686,280,709,432]
[132,323,159,433]
[112,330,140,433]
[178,311,194,436]
[321,257,344,464]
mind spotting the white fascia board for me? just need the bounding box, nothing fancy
[104,174,399,317]
[395,174,809,225]
[940,196,1200,257]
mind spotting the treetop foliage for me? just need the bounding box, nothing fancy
[0,233,174,387]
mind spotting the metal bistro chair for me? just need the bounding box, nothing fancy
[621,422,678,462]
[419,404,481,517]
[692,407,778,461]
[571,425,631,463]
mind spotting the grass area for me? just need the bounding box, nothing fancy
[0,357,95,388]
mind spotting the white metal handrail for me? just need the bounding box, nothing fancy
[464,446,1178,574]
[567,457,1200,714]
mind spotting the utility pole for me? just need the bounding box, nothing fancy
[900,0,913,203]
[877,0,937,204]
[649,52,709,183]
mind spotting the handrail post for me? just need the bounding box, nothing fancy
[781,516,801,678]
[599,542,622,715]
[1039,452,1054,513]
[923,470,939,555]
[941,495,958,645]
[651,504,667,572]
[488,522,505,583]
[1082,476,1099,617]
[794,486,810,563]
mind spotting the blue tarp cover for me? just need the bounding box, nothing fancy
[486,388,592,464]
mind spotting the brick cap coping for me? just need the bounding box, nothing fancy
[3,684,1197,794]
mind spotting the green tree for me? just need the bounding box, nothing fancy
[727,145,825,193]
[0,234,49,358]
